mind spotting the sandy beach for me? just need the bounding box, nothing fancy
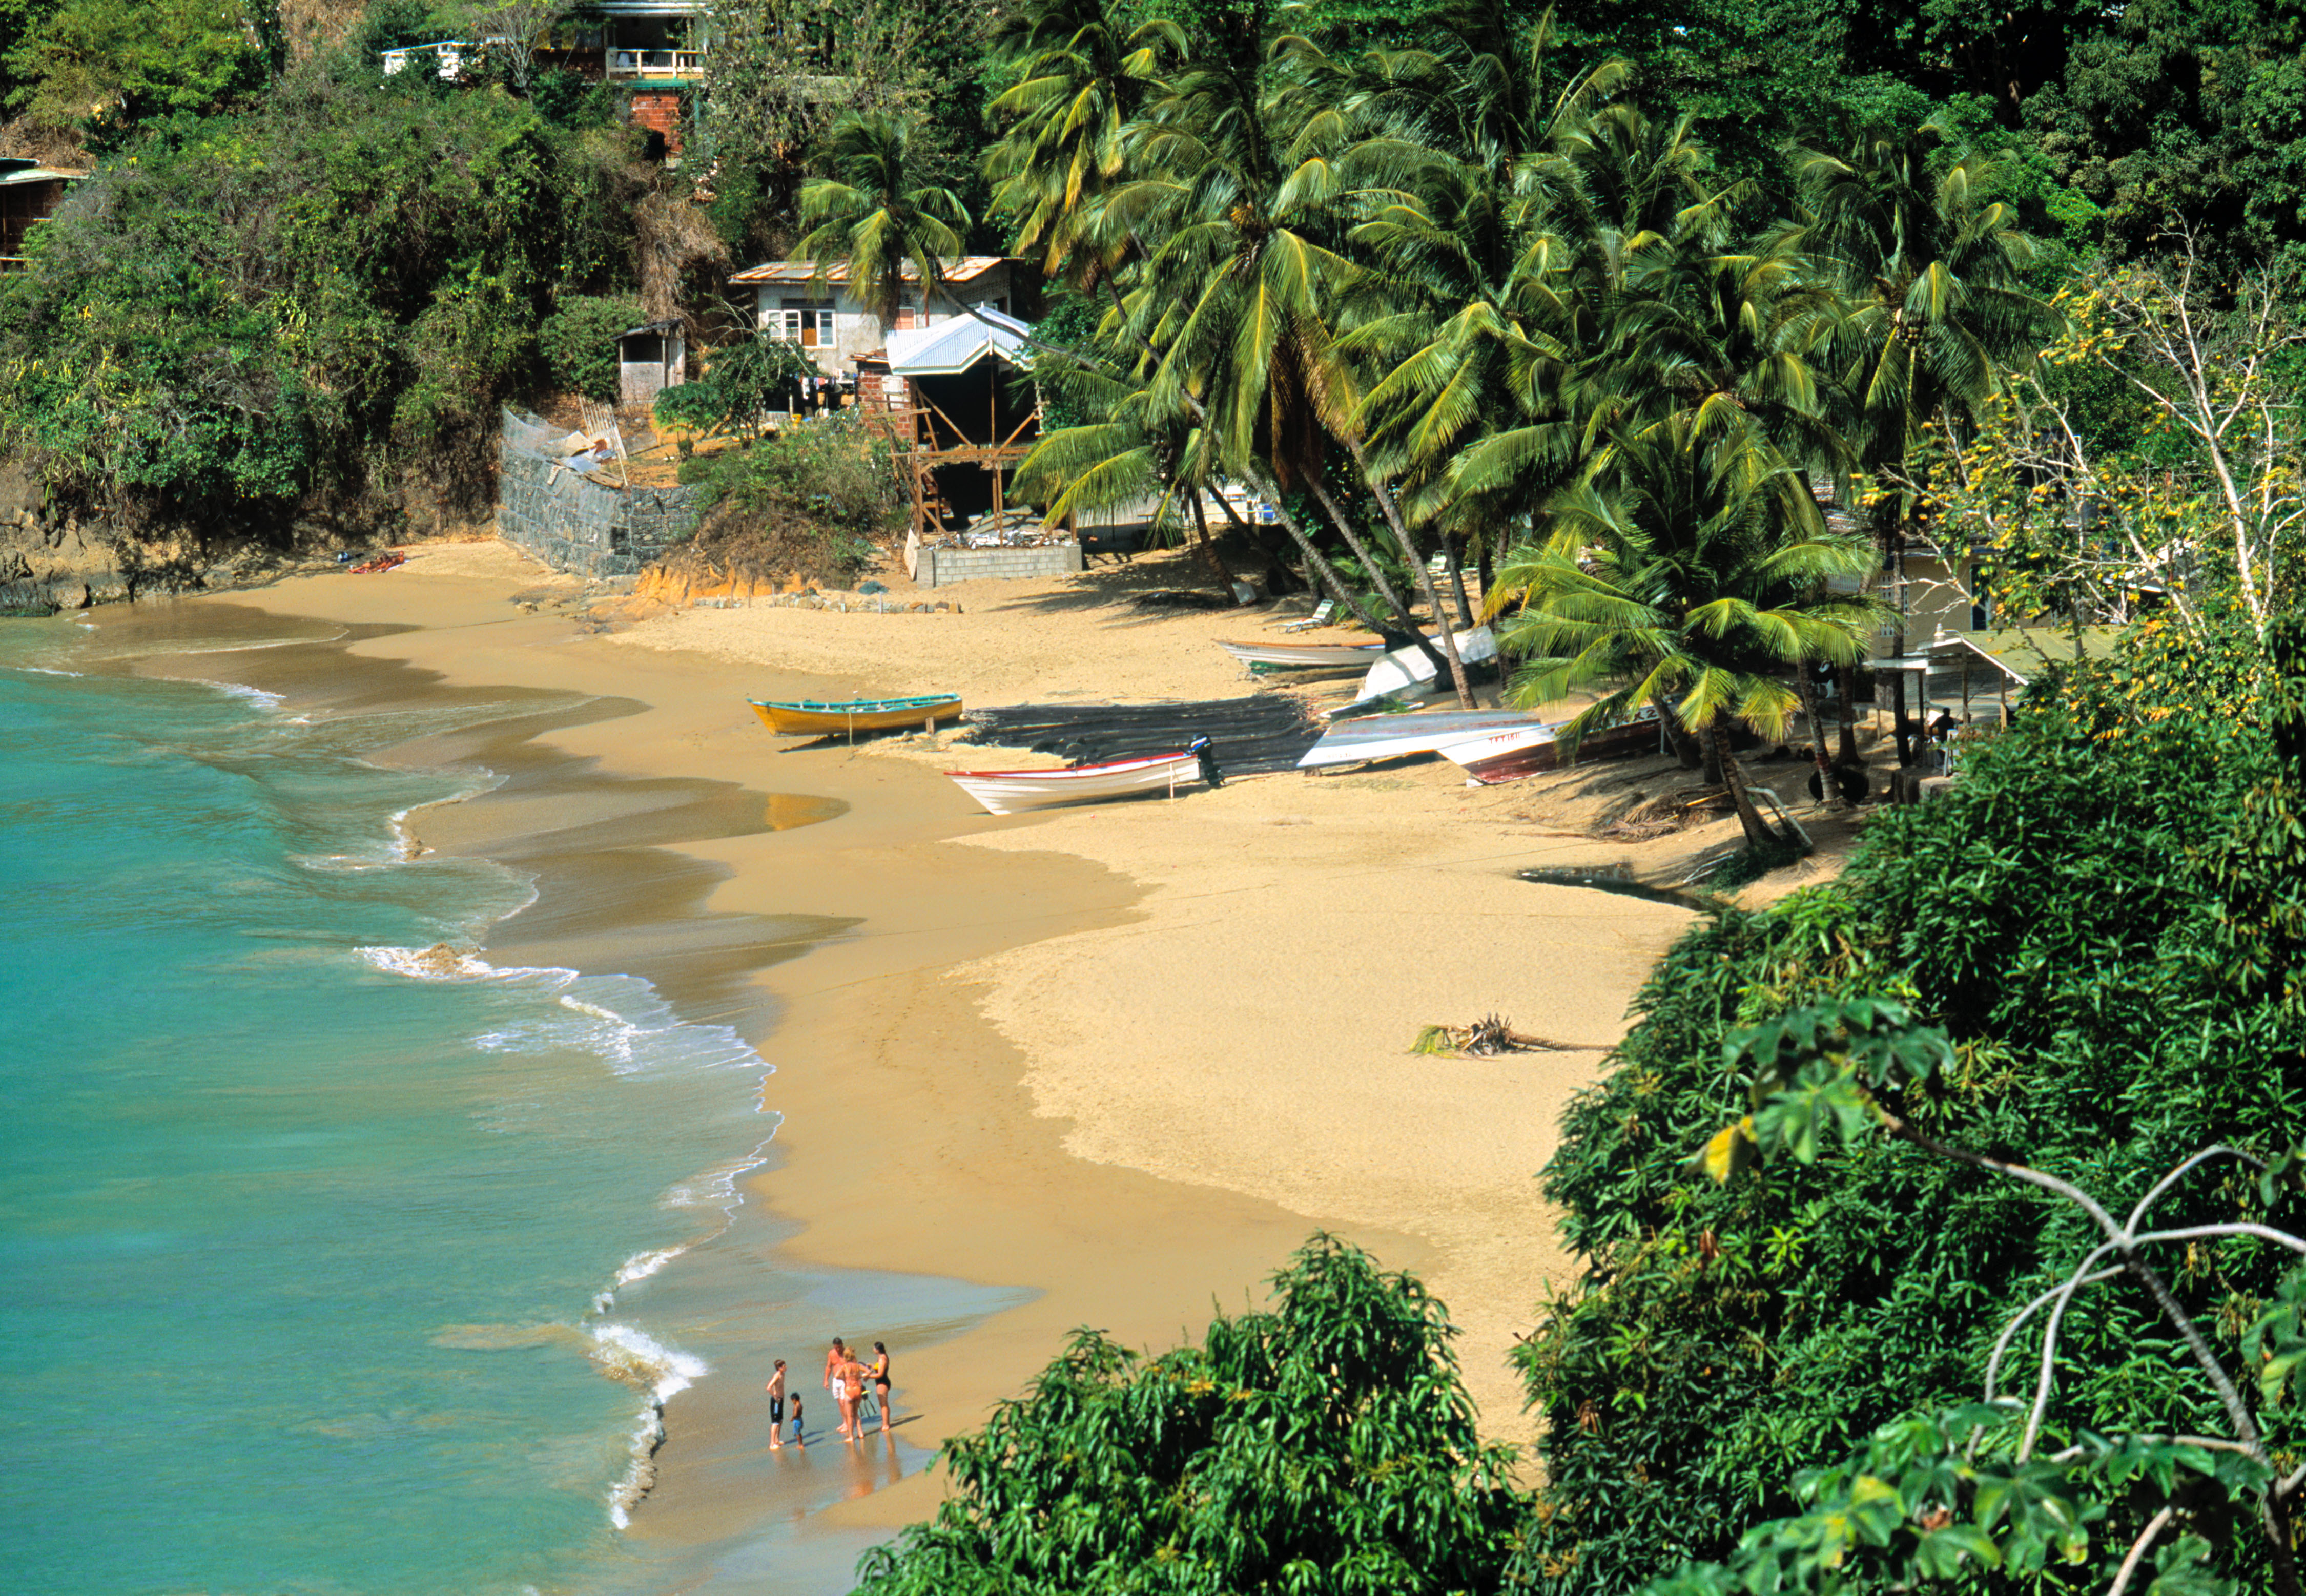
[155,537,1859,1579]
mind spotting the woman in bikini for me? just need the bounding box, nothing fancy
[830,1361,854,1438]
[870,1342,893,1434]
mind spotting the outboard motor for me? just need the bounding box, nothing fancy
[1190,736,1223,789]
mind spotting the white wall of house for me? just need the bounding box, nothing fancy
[754,260,1020,376]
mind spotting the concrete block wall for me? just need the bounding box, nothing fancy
[497,408,701,579]
[914,542,1082,588]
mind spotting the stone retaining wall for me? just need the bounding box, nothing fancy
[914,542,1083,588]
[497,407,701,579]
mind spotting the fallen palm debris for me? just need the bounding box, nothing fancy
[1410,1014,1596,1056]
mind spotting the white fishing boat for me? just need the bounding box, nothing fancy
[1214,638,1387,669]
[1298,708,1539,770]
[1355,626,1497,701]
[946,747,1206,815]
[1436,722,1561,782]
[1440,707,1664,784]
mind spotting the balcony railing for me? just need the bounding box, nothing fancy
[607,48,706,78]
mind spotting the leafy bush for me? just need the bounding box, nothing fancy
[4,0,273,147]
[538,294,641,403]
[1515,608,2306,1592]
[0,66,637,535]
[852,1236,1527,1596]
[655,410,901,584]
[651,336,815,438]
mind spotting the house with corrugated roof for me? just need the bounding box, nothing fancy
[726,257,1032,377]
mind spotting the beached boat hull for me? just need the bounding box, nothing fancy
[1355,627,1497,701]
[750,695,961,735]
[1437,723,1561,782]
[1298,708,1539,769]
[1216,639,1387,669]
[947,750,1204,815]
[1442,711,1663,783]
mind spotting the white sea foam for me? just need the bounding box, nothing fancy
[358,943,549,983]
[213,681,285,711]
[614,1245,690,1287]
[588,1323,708,1529]
[662,1143,774,1210]
[12,665,83,677]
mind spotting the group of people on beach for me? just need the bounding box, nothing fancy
[764,1336,891,1447]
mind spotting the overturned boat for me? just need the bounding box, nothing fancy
[1355,626,1498,701]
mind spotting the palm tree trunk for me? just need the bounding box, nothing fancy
[1708,716,1781,848]
[1835,664,1863,765]
[1327,441,1471,708]
[1187,488,1234,586]
[1795,668,1845,811]
[1301,472,1456,688]
[1343,438,1473,707]
[1652,692,1702,770]
[1443,535,1476,626]
[1238,464,1390,635]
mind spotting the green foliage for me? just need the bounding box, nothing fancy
[851,1235,1527,1596]
[1517,610,2306,1592]
[5,0,272,146]
[1643,1405,2261,1595]
[538,294,641,402]
[0,68,634,531]
[652,337,815,437]
[650,379,723,435]
[663,409,900,582]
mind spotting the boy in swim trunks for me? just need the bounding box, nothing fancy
[788,1394,805,1446]
[765,1359,787,1449]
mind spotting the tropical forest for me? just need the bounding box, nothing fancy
[6,0,2306,1590]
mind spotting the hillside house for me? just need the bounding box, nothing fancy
[726,257,1032,377]
[382,0,708,156]
[1,159,85,272]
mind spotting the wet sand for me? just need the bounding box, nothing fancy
[143,537,1754,1584]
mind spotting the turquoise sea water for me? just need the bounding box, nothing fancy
[0,614,1008,1595]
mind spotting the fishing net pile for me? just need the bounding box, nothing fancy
[959,696,1324,776]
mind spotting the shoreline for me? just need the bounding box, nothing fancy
[104,537,1759,1582]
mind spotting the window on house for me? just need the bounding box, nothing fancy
[772,301,833,346]
[1969,565,1993,631]
[896,301,916,330]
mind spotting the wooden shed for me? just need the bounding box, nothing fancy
[863,309,1041,558]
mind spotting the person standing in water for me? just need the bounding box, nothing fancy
[823,1337,847,1396]
[870,1342,893,1434]
[788,1394,805,1447]
[765,1359,787,1450]
[837,1348,873,1441]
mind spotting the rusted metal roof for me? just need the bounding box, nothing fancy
[729,256,1009,286]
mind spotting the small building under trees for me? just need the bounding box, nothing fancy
[0,159,84,273]
[616,319,686,408]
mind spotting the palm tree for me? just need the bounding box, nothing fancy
[1783,110,2056,759]
[797,111,971,328]
[1059,0,1473,689]
[982,0,1176,284]
[1488,412,1882,846]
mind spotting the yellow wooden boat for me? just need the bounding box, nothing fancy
[748,694,962,736]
